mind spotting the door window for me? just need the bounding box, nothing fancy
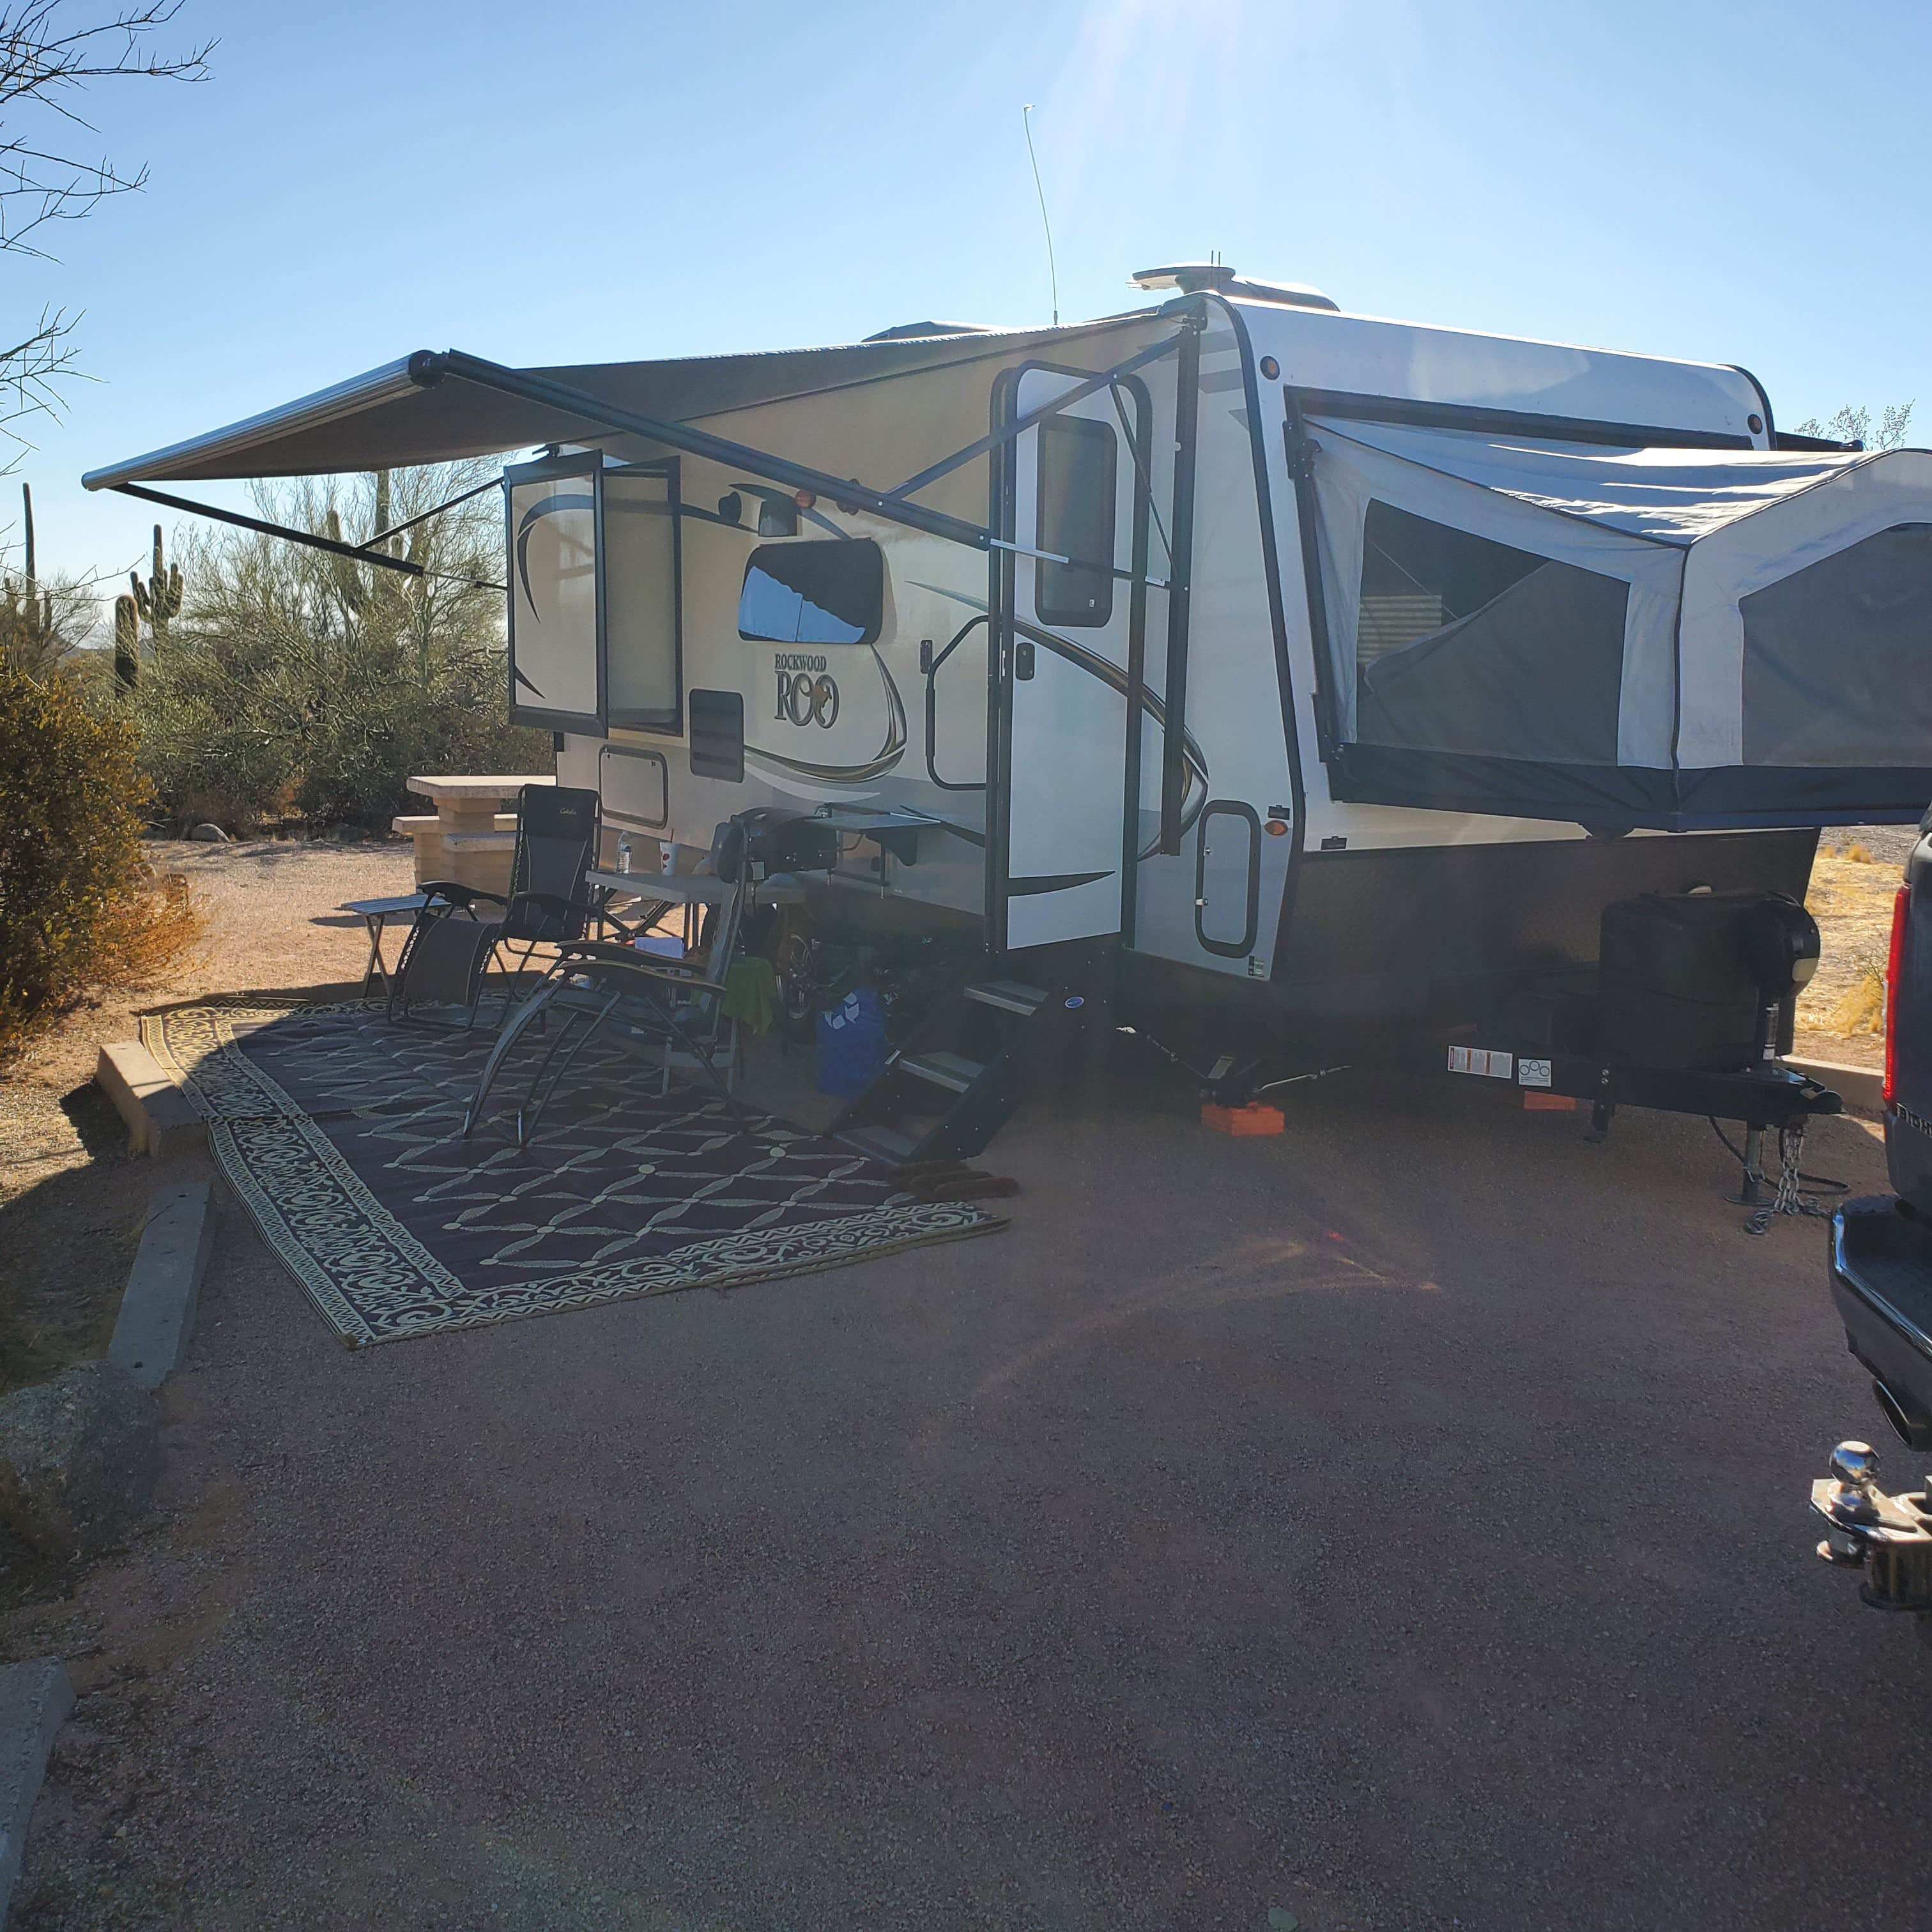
[1035,415,1117,627]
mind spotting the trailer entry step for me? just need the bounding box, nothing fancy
[964,979,1050,1015]
[897,1051,985,1094]
[838,1123,921,1164]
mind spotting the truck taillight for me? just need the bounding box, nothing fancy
[1885,883,1911,1108]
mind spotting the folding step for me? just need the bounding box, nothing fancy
[837,1122,920,1164]
[896,1050,986,1094]
[964,979,1051,1016]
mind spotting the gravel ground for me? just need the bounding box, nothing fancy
[1,1038,1920,1931]
[2,830,1926,1928]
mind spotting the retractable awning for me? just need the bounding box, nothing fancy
[80,319,1142,489]
[1303,415,1932,829]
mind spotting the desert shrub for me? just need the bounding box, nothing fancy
[1834,946,1888,1037]
[0,663,199,1060]
[134,462,549,829]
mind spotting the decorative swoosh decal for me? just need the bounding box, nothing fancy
[514,491,594,624]
[907,579,1212,848]
[1009,869,1113,895]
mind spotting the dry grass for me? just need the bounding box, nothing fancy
[1797,842,1907,1068]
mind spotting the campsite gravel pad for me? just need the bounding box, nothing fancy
[140,1000,1002,1346]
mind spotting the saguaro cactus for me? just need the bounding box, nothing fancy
[113,594,140,694]
[130,524,183,645]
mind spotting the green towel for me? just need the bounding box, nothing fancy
[721,956,779,1035]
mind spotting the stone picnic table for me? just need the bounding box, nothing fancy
[392,774,553,894]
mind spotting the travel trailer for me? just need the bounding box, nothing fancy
[84,265,1932,1133]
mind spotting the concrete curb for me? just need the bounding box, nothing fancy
[1789,1056,1884,1116]
[95,1041,204,1159]
[0,1657,73,1926]
[108,1183,213,1390]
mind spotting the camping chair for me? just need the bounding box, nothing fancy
[388,783,610,1030]
[461,815,753,1151]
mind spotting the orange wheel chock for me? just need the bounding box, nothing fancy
[1201,1102,1286,1136]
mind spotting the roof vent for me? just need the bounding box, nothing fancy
[1131,263,1338,312]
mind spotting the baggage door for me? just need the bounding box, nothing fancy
[992,366,1147,951]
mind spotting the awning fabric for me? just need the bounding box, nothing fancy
[81,322,1117,489]
[1308,416,1932,828]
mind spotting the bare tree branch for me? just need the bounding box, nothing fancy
[0,3,211,474]
[0,3,208,261]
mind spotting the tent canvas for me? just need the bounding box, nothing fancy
[1307,417,1932,829]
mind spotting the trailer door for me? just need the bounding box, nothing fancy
[992,366,1147,951]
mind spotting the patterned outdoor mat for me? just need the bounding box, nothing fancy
[141,1000,1003,1347]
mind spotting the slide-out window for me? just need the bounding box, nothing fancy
[1035,416,1117,627]
[738,540,883,647]
[503,456,684,733]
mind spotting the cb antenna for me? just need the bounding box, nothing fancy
[1022,103,1059,326]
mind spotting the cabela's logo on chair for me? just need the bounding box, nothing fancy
[774,652,839,728]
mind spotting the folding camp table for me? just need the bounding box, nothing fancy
[341,893,427,997]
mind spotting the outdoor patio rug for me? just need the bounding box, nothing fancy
[141,999,1004,1347]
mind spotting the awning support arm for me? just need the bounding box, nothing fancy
[109,482,507,592]
[408,347,1179,594]
[364,471,503,549]
[885,331,1186,503]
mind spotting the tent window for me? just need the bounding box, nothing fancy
[738,539,883,647]
[1741,523,1932,766]
[1352,500,1628,763]
[1036,415,1116,627]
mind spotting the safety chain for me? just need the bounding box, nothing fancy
[1746,1123,1828,1236]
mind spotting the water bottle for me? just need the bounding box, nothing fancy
[616,834,632,875]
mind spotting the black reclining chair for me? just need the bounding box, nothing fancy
[388,783,609,1030]
[461,815,753,1149]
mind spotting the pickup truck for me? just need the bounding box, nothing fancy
[1812,823,1932,1627]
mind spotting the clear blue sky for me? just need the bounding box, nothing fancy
[12,0,1928,602]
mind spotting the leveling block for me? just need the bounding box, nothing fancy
[1202,1102,1286,1136]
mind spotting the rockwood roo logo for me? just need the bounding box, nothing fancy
[774,653,839,728]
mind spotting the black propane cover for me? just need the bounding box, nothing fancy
[1596,888,1818,1073]
[735,806,838,877]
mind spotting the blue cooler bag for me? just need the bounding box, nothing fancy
[816,988,886,1096]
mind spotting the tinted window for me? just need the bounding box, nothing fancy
[689,689,745,783]
[1036,415,1116,627]
[738,539,883,647]
[1353,500,1628,763]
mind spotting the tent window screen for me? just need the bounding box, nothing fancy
[1035,416,1116,627]
[1740,523,1932,766]
[1352,500,1628,763]
[602,466,680,731]
[738,540,882,646]
[507,467,602,730]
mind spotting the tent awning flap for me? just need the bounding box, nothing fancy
[82,319,1138,489]
[1308,416,1873,544]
